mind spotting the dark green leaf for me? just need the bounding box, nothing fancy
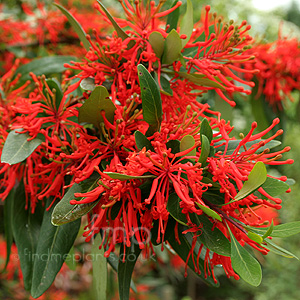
[234,162,267,201]
[228,227,262,286]
[92,234,107,300]
[45,78,63,110]
[189,213,230,256]
[200,118,213,143]
[80,77,96,91]
[158,74,173,96]
[166,0,180,33]
[51,175,101,226]
[162,29,182,65]
[195,203,222,222]
[2,189,15,271]
[166,140,180,154]
[149,32,165,59]
[198,135,210,165]
[78,86,116,129]
[31,198,81,298]
[1,129,43,165]
[134,131,154,151]
[118,243,142,300]
[167,193,188,225]
[53,3,90,51]
[137,64,162,136]
[180,0,193,47]
[104,172,155,180]
[261,177,289,197]
[15,56,76,83]
[264,239,298,259]
[180,135,196,157]
[12,182,44,290]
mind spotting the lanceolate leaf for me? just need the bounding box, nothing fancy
[1,129,43,165]
[53,3,91,51]
[247,231,263,244]
[167,193,188,225]
[2,189,15,271]
[11,182,44,290]
[78,86,116,129]
[51,175,101,226]
[261,177,289,197]
[134,130,154,151]
[180,0,193,47]
[200,118,213,143]
[104,172,155,180]
[31,198,81,298]
[162,29,182,65]
[166,0,180,33]
[15,56,76,83]
[180,135,196,157]
[198,134,210,165]
[264,239,298,259]
[149,31,165,59]
[195,202,222,222]
[137,64,162,135]
[92,234,107,300]
[118,244,142,300]
[234,162,267,201]
[228,227,262,286]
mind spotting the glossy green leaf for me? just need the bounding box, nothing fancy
[78,86,116,129]
[15,56,76,83]
[134,130,154,151]
[234,162,267,201]
[189,213,230,256]
[167,193,188,225]
[180,0,193,47]
[167,224,219,286]
[180,135,196,157]
[80,77,96,91]
[2,189,15,271]
[195,202,222,222]
[200,118,213,143]
[162,29,182,65]
[45,78,63,110]
[264,239,298,259]
[198,135,210,165]
[53,3,90,51]
[51,175,101,226]
[1,129,43,165]
[11,182,44,290]
[92,234,107,300]
[166,0,180,33]
[177,71,226,90]
[149,31,165,59]
[118,243,142,300]
[104,172,155,180]
[247,231,263,244]
[261,177,289,197]
[31,198,81,298]
[228,227,262,286]
[159,74,173,96]
[137,64,162,136]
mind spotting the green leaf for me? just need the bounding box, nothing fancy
[261,177,289,197]
[180,0,193,47]
[198,135,210,165]
[92,234,107,300]
[51,175,101,226]
[189,213,230,256]
[158,73,173,96]
[78,86,116,129]
[149,31,165,59]
[166,139,180,154]
[262,219,274,239]
[104,172,155,180]
[53,3,90,51]
[167,193,188,225]
[31,198,81,298]
[247,231,263,244]
[167,223,219,286]
[180,135,196,157]
[64,247,76,271]
[11,182,44,290]
[162,29,182,65]
[200,118,213,143]
[195,203,222,222]
[1,129,43,165]
[134,130,154,151]
[80,77,96,91]
[235,162,267,201]
[2,189,15,271]
[264,239,298,259]
[118,243,142,300]
[177,71,226,91]
[45,78,63,110]
[137,64,162,136]
[166,0,180,33]
[228,227,262,286]
[15,56,76,83]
